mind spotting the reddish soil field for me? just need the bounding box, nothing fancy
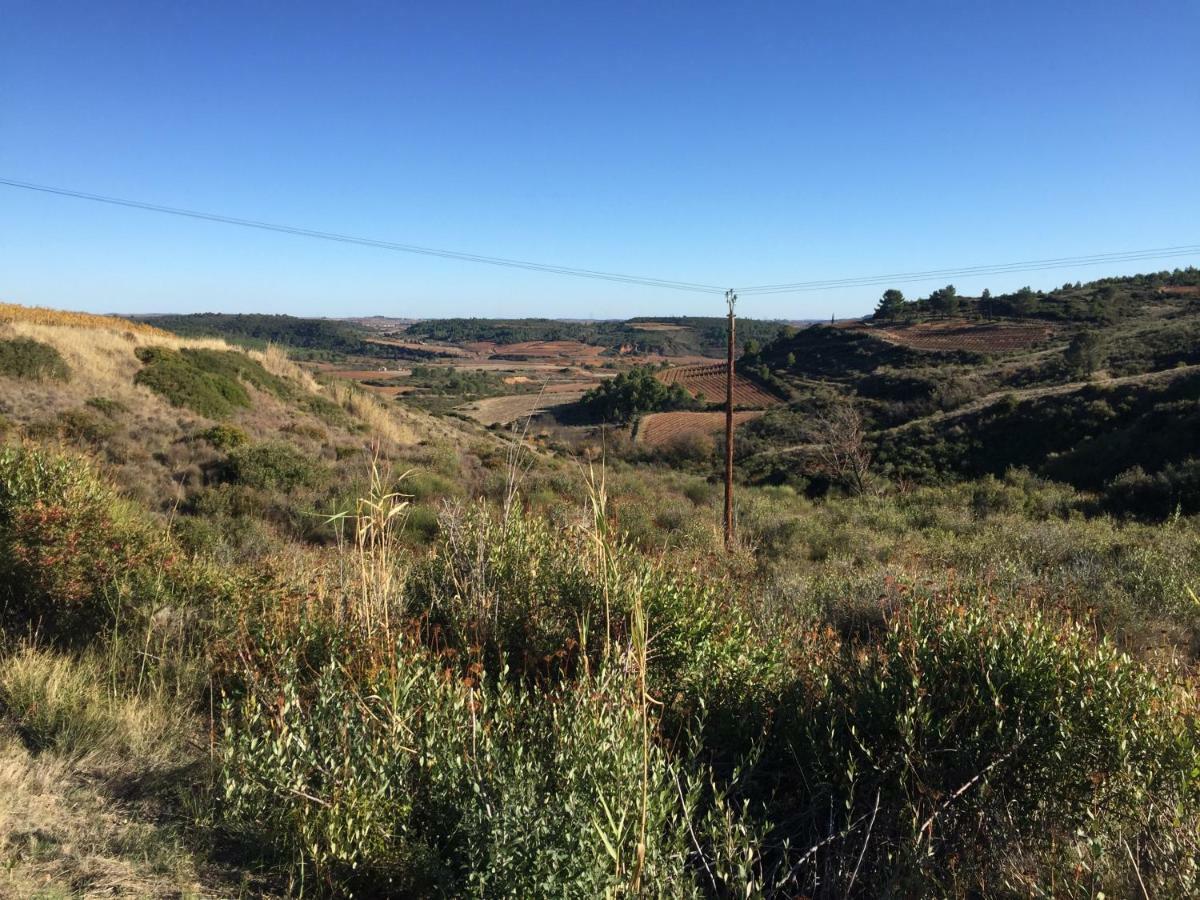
[863,320,1056,353]
[637,411,763,446]
[658,364,781,408]
[491,340,607,360]
[364,337,471,357]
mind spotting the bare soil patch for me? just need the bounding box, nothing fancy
[637,410,764,446]
[457,390,589,426]
[863,320,1055,353]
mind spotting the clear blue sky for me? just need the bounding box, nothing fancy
[2,1,1197,320]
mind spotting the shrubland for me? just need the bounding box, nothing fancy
[0,297,1198,897]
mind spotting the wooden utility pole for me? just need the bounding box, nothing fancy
[724,289,737,548]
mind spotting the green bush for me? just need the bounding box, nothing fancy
[219,640,772,896]
[0,445,163,644]
[134,346,294,418]
[134,346,251,417]
[225,442,327,491]
[762,594,1199,895]
[0,337,70,381]
[200,423,249,450]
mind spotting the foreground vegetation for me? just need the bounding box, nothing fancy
[2,294,1198,896]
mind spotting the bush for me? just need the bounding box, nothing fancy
[225,442,327,491]
[135,346,251,417]
[219,640,772,896]
[85,396,129,417]
[1106,460,1200,518]
[0,445,164,644]
[200,423,249,450]
[134,346,295,418]
[0,337,70,381]
[762,594,1199,895]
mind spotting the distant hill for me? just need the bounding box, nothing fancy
[405,315,790,357]
[736,267,1200,516]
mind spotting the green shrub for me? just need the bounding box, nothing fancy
[0,445,163,644]
[200,423,249,450]
[219,631,774,896]
[763,594,1199,896]
[134,346,251,417]
[134,346,295,418]
[0,338,70,381]
[225,442,327,492]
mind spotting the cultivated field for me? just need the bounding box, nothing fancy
[864,320,1056,352]
[636,410,764,446]
[486,340,608,360]
[457,389,589,426]
[658,363,781,407]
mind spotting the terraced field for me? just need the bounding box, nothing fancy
[658,364,781,407]
[865,320,1056,353]
[636,410,764,446]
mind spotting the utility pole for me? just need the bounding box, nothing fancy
[724,289,737,549]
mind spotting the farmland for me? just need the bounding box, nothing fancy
[861,319,1057,353]
[658,362,783,407]
[636,409,764,446]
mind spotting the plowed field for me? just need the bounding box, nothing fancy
[865,321,1055,352]
[658,364,780,407]
[637,411,764,446]
[491,341,607,360]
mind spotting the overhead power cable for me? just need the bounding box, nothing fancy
[3,177,1197,299]
[0,177,725,294]
[734,244,1200,295]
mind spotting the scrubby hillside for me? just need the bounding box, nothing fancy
[1,298,1198,897]
[737,269,1200,512]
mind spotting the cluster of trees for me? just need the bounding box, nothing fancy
[577,366,697,422]
[146,313,370,356]
[867,269,1200,323]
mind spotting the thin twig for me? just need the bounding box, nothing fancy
[845,789,880,898]
[1123,838,1150,900]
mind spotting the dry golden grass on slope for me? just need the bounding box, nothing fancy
[0,301,171,337]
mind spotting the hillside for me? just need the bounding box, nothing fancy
[736,269,1200,514]
[1,295,1198,897]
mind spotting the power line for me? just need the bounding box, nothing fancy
[3,177,1197,301]
[734,245,1200,295]
[0,177,726,295]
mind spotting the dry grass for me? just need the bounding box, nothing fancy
[0,648,202,898]
[0,301,170,337]
[324,379,422,445]
[250,342,321,394]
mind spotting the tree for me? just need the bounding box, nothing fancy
[929,284,959,318]
[981,288,993,320]
[812,398,873,495]
[1065,330,1104,376]
[578,365,695,423]
[874,289,906,320]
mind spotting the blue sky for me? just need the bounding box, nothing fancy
[2,1,1197,320]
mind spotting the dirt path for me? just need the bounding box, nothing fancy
[750,364,1200,459]
[885,363,1200,435]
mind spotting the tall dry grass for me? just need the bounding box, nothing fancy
[0,301,170,336]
